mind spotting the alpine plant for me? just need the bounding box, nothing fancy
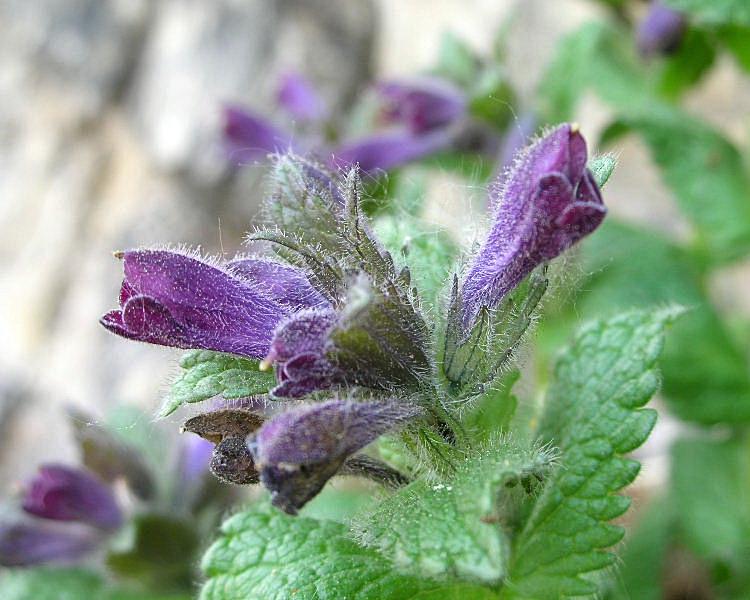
[101,123,606,515]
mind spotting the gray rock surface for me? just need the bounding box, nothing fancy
[0,0,375,487]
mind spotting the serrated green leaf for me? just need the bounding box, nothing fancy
[501,309,678,599]
[588,155,617,188]
[353,435,555,586]
[161,351,276,417]
[374,214,458,313]
[542,220,750,424]
[200,503,499,600]
[663,0,750,26]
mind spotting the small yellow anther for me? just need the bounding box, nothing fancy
[570,122,580,134]
[113,250,125,259]
[259,358,272,371]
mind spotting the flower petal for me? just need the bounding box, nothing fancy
[276,72,326,122]
[222,105,297,164]
[22,465,122,531]
[249,400,421,514]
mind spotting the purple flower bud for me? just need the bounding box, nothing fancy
[101,250,290,358]
[226,258,330,310]
[377,77,466,134]
[461,124,606,326]
[636,1,687,57]
[249,400,421,514]
[331,129,454,173]
[22,465,122,531]
[263,308,340,398]
[492,115,537,210]
[276,72,327,122]
[222,105,297,165]
[0,523,97,566]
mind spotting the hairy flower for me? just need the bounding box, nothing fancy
[377,78,466,134]
[22,465,122,531]
[100,250,293,358]
[0,523,97,567]
[461,123,606,326]
[226,257,330,310]
[636,1,687,57]
[249,400,421,514]
[263,308,340,398]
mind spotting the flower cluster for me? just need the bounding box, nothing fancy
[223,71,470,173]
[0,410,217,571]
[101,123,606,514]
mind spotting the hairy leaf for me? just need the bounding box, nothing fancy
[501,309,679,599]
[200,504,498,600]
[353,435,555,585]
[161,351,276,417]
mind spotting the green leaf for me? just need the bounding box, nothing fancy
[719,25,750,71]
[601,110,750,264]
[501,309,679,599]
[587,154,617,188]
[107,514,200,591]
[605,499,674,600]
[663,0,750,26]
[546,220,750,424]
[0,568,104,600]
[161,351,276,417]
[0,568,189,600]
[656,29,716,99]
[434,32,479,87]
[353,435,555,586]
[671,436,750,571]
[374,214,458,313]
[200,503,499,600]
[469,67,516,130]
[463,371,520,442]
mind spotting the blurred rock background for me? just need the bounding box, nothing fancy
[1,0,748,493]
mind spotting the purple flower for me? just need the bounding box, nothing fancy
[332,129,455,173]
[22,465,123,531]
[262,308,339,398]
[226,257,330,310]
[0,523,97,567]
[100,250,291,359]
[636,1,687,57]
[223,105,298,165]
[249,400,421,514]
[492,114,538,209]
[461,124,606,326]
[276,72,326,122]
[377,78,466,134]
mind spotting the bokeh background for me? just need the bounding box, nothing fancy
[1,0,749,572]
